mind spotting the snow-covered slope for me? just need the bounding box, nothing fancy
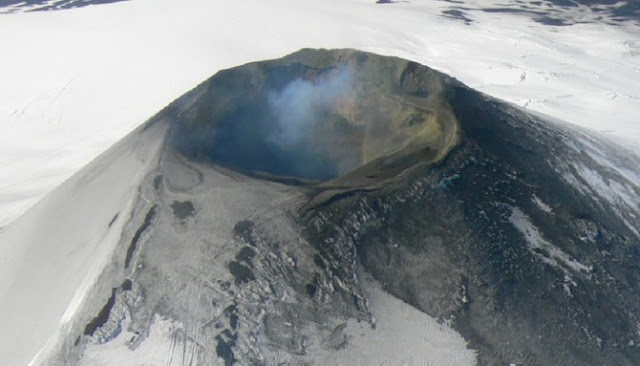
[1,0,639,227]
[0,122,166,366]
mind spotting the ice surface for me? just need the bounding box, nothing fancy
[1,0,640,227]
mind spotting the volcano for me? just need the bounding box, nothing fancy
[2,49,640,365]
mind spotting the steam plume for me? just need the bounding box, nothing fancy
[268,65,354,148]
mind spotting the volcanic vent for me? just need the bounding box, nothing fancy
[169,49,460,184]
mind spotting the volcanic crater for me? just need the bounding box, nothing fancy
[169,49,460,186]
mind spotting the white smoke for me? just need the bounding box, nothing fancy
[267,65,354,148]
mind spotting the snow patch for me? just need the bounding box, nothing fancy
[561,162,640,238]
[509,206,591,274]
[272,271,477,365]
[79,315,187,366]
[573,164,638,212]
[532,194,553,214]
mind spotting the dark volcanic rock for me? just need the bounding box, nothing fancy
[295,52,640,365]
[170,200,196,220]
[438,0,640,26]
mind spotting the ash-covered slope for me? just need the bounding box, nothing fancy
[8,49,640,365]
